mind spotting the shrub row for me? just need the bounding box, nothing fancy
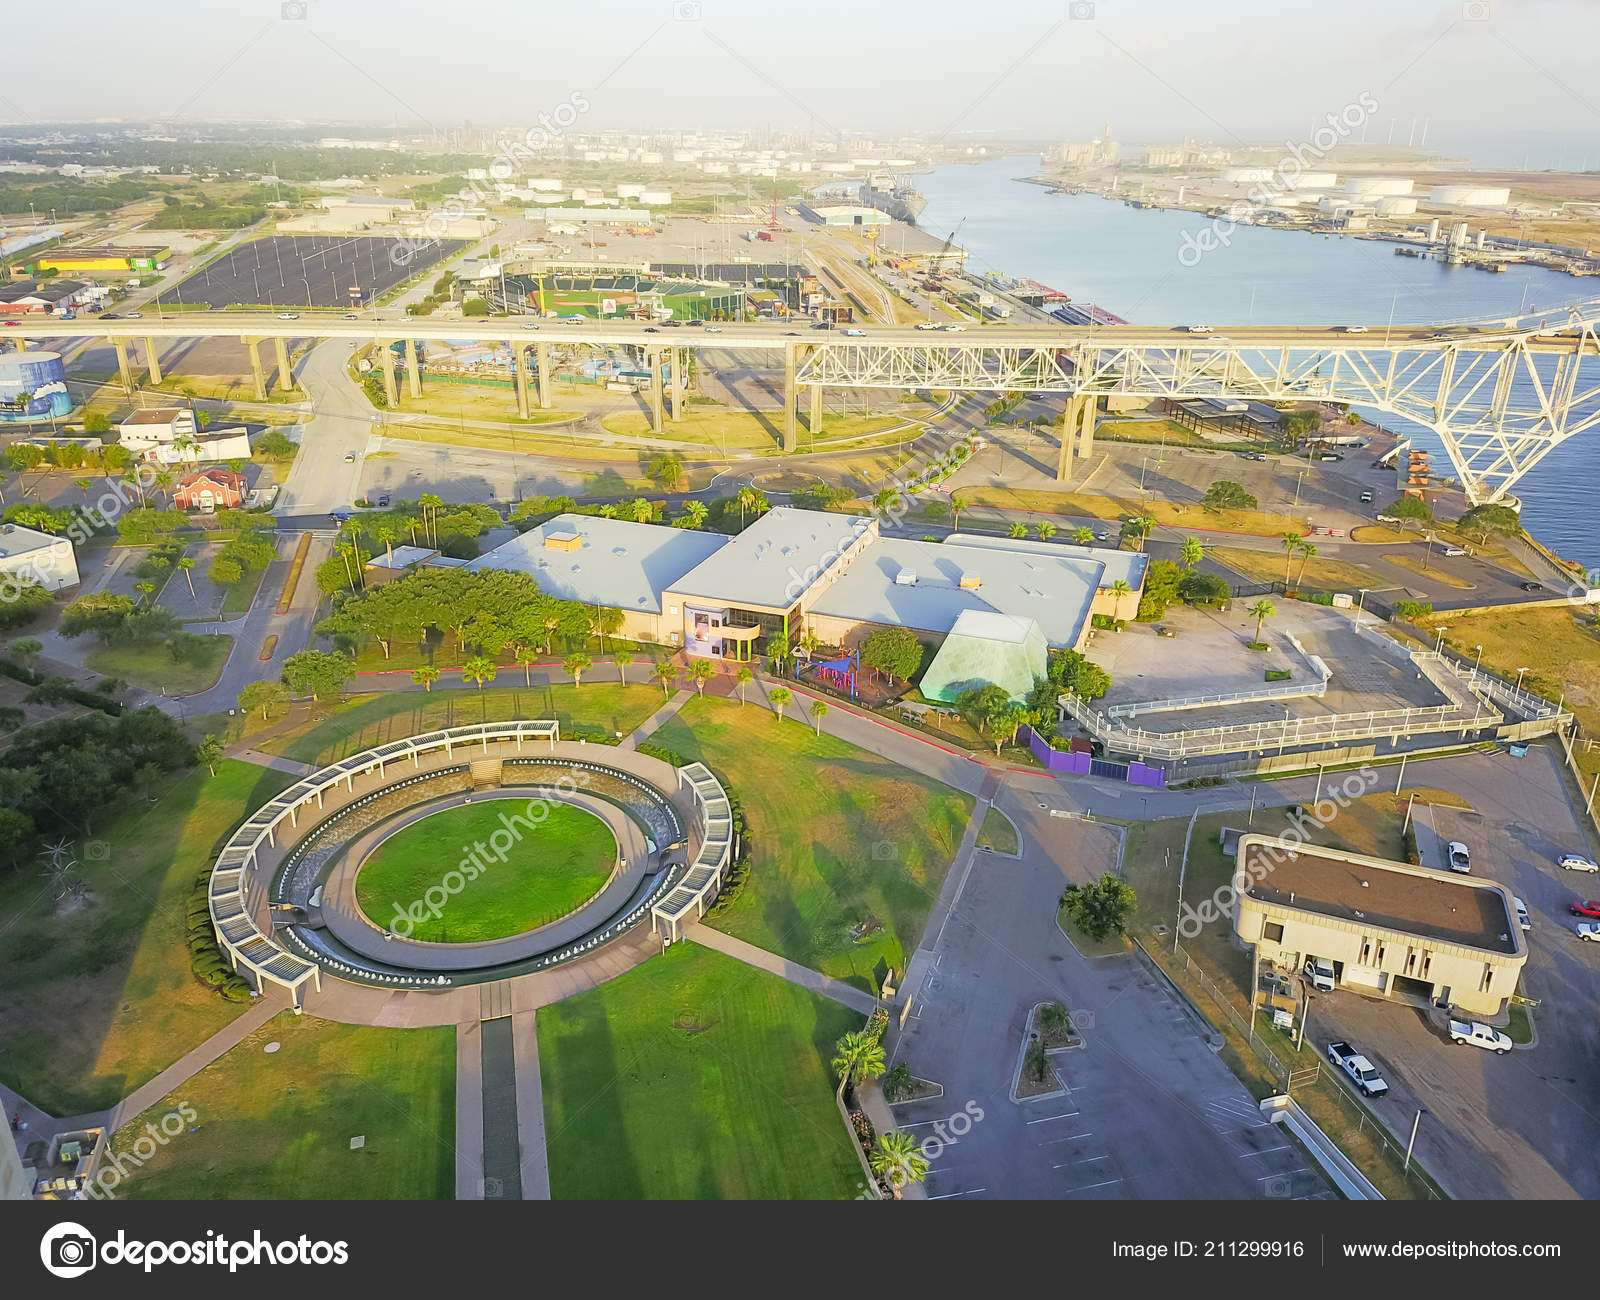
[186,867,253,1002]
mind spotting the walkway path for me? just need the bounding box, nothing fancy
[685,923,881,1016]
[620,688,692,750]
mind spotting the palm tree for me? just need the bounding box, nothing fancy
[1295,539,1318,586]
[874,487,902,517]
[504,644,532,685]
[73,476,91,500]
[651,660,678,697]
[153,467,174,506]
[870,1131,929,1201]
[1008,521,1027,540]
[736,485,759,529]
[678,500,709,530]
[614,650,634,686]
[687,658,714,696]
[734,665,753,704]
[948,492,966,531]
[769,686,793,722]
[563,651,591,687]
[418,492,443,546]
[1073,526,1094,545]
[628,497,655,524]
[1250,598,1276,643]
[831,1030,886,1092]
[462,655,497,713]
[1035,521,1057,543]
[1280,532,1303,584]
[1180,535,1204,569]
[11,637,41,672]
[134,580,155,607]
[373,518,400,562]
[1109,578,1132,609]
[599,502,617,519]
[809,699,829,735]
[1130,515,1156,551]
[177,555,196,600]
[412,665,440,692]
[197,734,224,777]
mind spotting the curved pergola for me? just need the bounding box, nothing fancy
[208,721,734,1008]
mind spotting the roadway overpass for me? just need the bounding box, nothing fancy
[4,301,1597,503]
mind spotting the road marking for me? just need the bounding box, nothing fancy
[1238,1144,1294,1158]
[1064,1177,1123,1192]
[1052,1155,1111,1168]
[1025,1111,1080,1124]
[1038,1132,1095,1145]
[928,1187,986,1199]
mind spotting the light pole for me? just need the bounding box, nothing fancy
[1403,1107,1426,1176]
[1355,587,1369,630]
[1515,666,1529,693]
[1293,468,1307,508]
[1433,627,1446,654]
[1471,643,1483,683]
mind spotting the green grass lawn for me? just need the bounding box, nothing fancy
[356,803,615,941]
[86,635,233,695]
[538,941,863,1199]
[0,761,295,1115]
[977,806,1019,855]
[220,567,266,616]
[108,1011,455,1199]
[254,684,666,767]
[650,696,973,989]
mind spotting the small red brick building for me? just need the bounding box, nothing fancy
[174,469,247,512]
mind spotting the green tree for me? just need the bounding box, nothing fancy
[831,1030,886,1092]
[238,679,290,720]
[10,637,41,671]
[196,734,224,777]
[563,651,592,687]
[647,452,686,492]
[1178,570,1230,607]
[1384,495,1433,523]
[1035,521,1056,543]
[734,665,753,705]
[809,698,829,734]
[860,625,922,683]
[1249,598,1277,643]
[1008,521,1027,539]
[282,650,354,702]
[687,658,714,696]
[412,665,441,692]
[870,1131,929,1201]
[177,555,197,601]
[675,499,709,530]
[1059,872,1137,941]
[948,492,967,531]
[651,659,678,696]
[768,686,793,722]
[1280,531,1303,583]
[1202,479,1258,511]
[1073,526,1093,545]
[1179,535,1204,569]
[462,653,497,693]
[1295,539,1318,586]
[614,650,634,686]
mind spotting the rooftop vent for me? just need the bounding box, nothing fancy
[894,567,918,587]
[959,570,981,589]
[544,530,581,552]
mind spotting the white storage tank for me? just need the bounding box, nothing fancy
[1345,176,1414,197]
[1376,196,1418,215]
[1429,185,1511,207]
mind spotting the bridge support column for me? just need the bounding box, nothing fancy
[1056,394,1083,480]
[535,341,551,409]
[513,343,529,419]
[404,338,421,399]
[275,336,296,395]
[1078,393,1096,458]
[809,378,823,436]
[144,338,162,386]
[114,340,135,395]
[377,340,398,408]
[648,346,664,433]
[782,342,797,453]
[13,335,24,352]
[245,337,267,402]
[671,346,684,422]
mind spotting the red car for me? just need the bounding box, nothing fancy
[1570,900,1600,919]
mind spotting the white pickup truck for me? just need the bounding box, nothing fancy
[1327,1041,1389,1096]
[1448,1020,1512,1054]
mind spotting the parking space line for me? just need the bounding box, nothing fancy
[1025,1111,1080,1124]
[1063,1177,1123,1192]
[1052,1155,1111,1168]
[1038,1132,1095,1145]
[928,1187,986,1199]
[1238,1145,1293,1158]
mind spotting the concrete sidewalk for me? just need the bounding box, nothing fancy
[686,925,881,1015]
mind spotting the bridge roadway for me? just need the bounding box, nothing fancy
[0,312,1590,352]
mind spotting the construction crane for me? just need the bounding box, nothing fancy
[922,218,965,291]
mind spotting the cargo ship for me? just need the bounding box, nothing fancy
[857,173,927,225]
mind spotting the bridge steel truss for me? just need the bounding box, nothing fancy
[797,318,1600,505]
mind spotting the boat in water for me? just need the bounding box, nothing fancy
[857,173,927,225]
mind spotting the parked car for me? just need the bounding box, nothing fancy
[1521,581,1545,592]
[1447,841,1471,873]
[343,452,356,463]
[1576,922,1600,942]
[376,493,390,507]
[1360,491,1374,502]
[1513,896,1531,931]
[1569,900,1600,919]
[1559,853,1599,873]
[1303,955,1336,992]
[1443,546,1467,557]
[1448,1020,1512,1054]
[1327,1041,1388,1096]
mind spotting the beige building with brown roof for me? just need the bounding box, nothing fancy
[1231,834,1526,1017]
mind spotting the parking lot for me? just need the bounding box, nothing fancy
[165,235,467,309]
[1310,744,1600,1198]
[891,794,1331,1200]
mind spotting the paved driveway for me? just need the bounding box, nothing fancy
[889,791,1330,1200]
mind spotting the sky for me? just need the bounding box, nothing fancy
[12,0,1600,168]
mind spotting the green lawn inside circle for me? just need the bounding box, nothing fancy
[355,801,617,943]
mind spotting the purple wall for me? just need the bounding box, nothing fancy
[1021,727,1166,788]
[1128,761,1166,789]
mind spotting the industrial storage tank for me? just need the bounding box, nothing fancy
[1429,185,1511,207]
[1376,196,1419,215]
[1344,176,1414,197]
[1284,171,1338,190]
[0,350,72,422]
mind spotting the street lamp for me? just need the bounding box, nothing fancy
[1471,643,1484,683]
[1433,627,1446,654]
[1293,468,1307,508]
[1355,587,1369,629]
[1404,1107,1427,1176]
[1516,666,1529,692]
